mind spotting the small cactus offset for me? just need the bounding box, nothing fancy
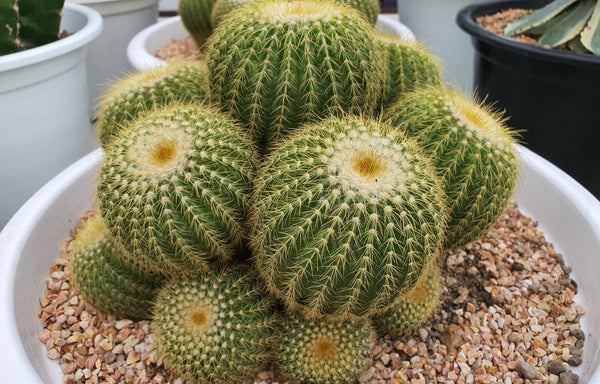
[69,212,159,320]
[152,269,278,384]
[206,0,384,151]
[179,0,219,48]
[96,61,210,147]
[276,312,374,384]
[385,87,519,250]
[251,116,447,319]
[375,33,441,109]
[371,260,441,338]
[98,104,257,277]
[0,0,65,55]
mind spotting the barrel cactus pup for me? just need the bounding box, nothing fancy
[385,87,519,250]
[98,104,257,277]
[206,0,384,152]
[179,0,219,48]
[69,212,159,320]
[251,116,447,319]
[276,312,374,384]
[152,269,278,384]
[96,61,210,147]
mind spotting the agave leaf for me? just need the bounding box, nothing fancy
[528,7,572,34]
[0,0,19,55]
[581,0,600,54]
[567,36,589,52]
[505,0,580,37]
[539,0,595,47]
[18,0,65,50]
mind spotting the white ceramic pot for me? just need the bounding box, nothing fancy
[396,0,480,91]
[0,146,599,382]
[127,15,416,70]
[67,0,159,109]
[159,0,178,12]
[0,3,102,229]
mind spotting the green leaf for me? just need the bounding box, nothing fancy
[0,0,19,55]
[505,0,580,37]
[581,0,600,54]
[18,0,65,50]
[528,7,572,34]
[567,36,589,52]
[539,0,595,47]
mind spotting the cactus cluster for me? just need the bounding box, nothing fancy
[63,1,523,383]
[0,0,65,55]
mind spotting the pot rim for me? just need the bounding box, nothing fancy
[67,0,159,16]
[0,3,103,72]
[456,0,600,69]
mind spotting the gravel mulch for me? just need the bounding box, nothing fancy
[38,202,586,384]
[154,38,204,62]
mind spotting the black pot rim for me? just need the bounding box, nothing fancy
[456,0,600,68]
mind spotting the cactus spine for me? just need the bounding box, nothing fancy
[375,33,441,108]
[153,269,278,384]
[179,0,219,48]
[69,212,159,320]
[371,260,441,337]
[96,61,210,147]
[98,104,257,277]
[385,87,519,249]
[276,312,374,384]
[206,0,384,151]
[251,116,447,319]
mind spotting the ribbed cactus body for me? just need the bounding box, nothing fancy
[69,213,159,320]
[251,116,447,319]
[206,0,384,151]
[339,0,380,25]
[385,88,519,249]
[153,269,278,384]
[179,0,219,47]
[98,105,257,277]
[97,62,209,147]
[375,34,441,109]
[371,261,441,338]
[276,312,374,384]
[210,0,252,27]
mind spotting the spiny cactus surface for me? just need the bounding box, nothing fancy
[179,0,219,48]
[153,269,278,384]
[98,104,257,277]
[371,260,441,338]
[210,0,252,27]
[385,88,519,250]
[96,61,210,147]
[375,33,441,109]
[251,116,447,319]
[277,312,374,384]
[69,212,159,320]
[206,0,384,151]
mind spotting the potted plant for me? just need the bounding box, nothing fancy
[0,1,102,228]
[395,0,482,89]
[66,0,159,107]
[457,0,600,198]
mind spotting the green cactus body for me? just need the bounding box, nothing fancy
[210,0,252,27]
[69,212,159,320]
[251,116,447,319]
[375,33,441,109]
[153,269,278,384]
[179,0,218,48]
[96,61,210,147]
[371,261,441,338]
[385,88,519,250]
[277,312,374,384]
[206,0,384,151]
[98,104,257,277]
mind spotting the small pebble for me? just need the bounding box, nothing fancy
[547,361,566,375]
[567,355,583,366]
[559,371,579,384]
[516,360,537,379]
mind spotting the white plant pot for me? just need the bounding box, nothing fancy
[0,3,102,229]
[396,0,480,91]
[67,0,159,109]
[159,0,178,12]
[127,15,416,70]
[1,146,599,382]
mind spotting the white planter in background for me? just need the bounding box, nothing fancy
[127,15,416,71]
[0,146,599,382]
[0,3,102,229]
[159,0,178,12]
[68,0,159,109]
[396,0,480,91]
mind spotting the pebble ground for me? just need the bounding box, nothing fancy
[38,203,586,384]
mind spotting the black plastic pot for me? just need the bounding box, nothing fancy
[457,0,600,197]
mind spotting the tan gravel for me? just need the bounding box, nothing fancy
[39,203,585,383]
[154,37,204,62]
